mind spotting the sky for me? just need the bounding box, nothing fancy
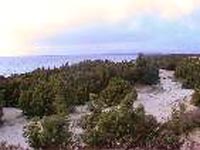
[0,0,200,56]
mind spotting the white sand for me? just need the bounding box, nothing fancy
[0,107,29,149]
[135,69,194,122]
[69,105,90,148]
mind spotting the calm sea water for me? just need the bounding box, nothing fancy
[0,54,137,76]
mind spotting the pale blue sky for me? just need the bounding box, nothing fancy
[1,0,200,56]
[35,11,200,55]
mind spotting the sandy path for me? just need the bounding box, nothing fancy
[0,108,29,149]
[69,105,90,148]
[135,69,194,122]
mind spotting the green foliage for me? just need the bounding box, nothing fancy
[192,89,200,107]
[175,57,200,107]
[83,107,159,148]
[164,105,200,137]
[19,82,55,117]
[0,106,2,124]
[0,77,6,124]
[135,54,159,85]
[0,58,159,118]
[0,90,4,124]
[175,57,200,89]
[82,84,159,148]
[147,128,183,150]
[93,77,134,108]
[148,54,184,71]
[24,115,71,149]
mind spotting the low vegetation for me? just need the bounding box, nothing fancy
[175,57,200,89]
[144,54,186,71]
[24,115,71,150]
[150,54,200,107]
[174,57,200,107]
[0,55,162,149]
[0,107,2,124]
[0,55,159,118]
[0,142,28,150]
[1,54,200,150]
[82,83,159,149]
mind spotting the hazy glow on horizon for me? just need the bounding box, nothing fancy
[0,0,200,56]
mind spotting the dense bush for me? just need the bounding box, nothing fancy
[24,115,71,150]
[83,106,159,149]
[0,81,3,124]
[192,89,200,107]
[0,106,2,124]
[19,82,56,117]
[175,57,200,89]
[82,79,159,149]
[145,54,186,71]
[153,105,200,150]
[0,58,159,118]
[2,56,198,149]
[135,54,159,85]
[92,77,135,109]
[174,57,200,107]
[82,71,192,149]
[83,93,184,149]
[164,105,200,136]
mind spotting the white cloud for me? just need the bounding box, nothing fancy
[0,0,199,55]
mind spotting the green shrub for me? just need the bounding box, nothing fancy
[0,90,3,124]
[92,77,134,108]
[147,129,183,150]
[192,89,200,107]
[19,82,55,118]
[0,106,2,124]
[83,105,158,148]
[147,54,184,71]
[175,57,200,89]
[24,115,71,149]
[135,54,159,85]
[82,87,158,149]
[2,59,159,118]
[164,104,200,137]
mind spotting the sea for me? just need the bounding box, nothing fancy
[0,54,137,77]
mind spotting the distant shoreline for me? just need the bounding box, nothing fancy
[0,54,137,77]
[0,53,200,77]
[1,52,200,58]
